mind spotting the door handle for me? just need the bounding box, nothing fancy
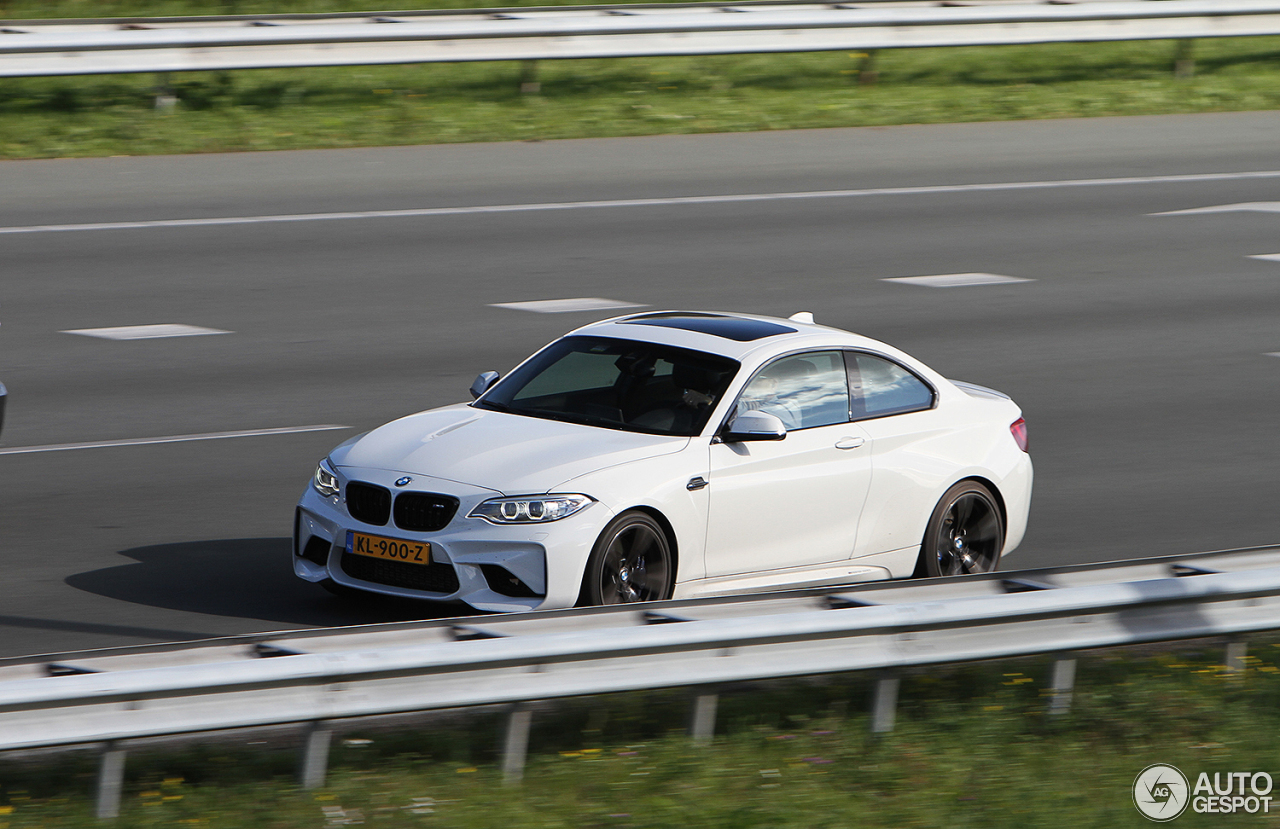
[835,436,865,450]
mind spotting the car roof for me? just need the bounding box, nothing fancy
[565,311,892,363]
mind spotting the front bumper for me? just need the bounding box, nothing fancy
[294,469,609,612]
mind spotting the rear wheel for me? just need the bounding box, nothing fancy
[918,481,1004,577]
[581,511,674,605]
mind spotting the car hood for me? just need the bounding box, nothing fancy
[333,404,689,494]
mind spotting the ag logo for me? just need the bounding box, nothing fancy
[1134,764,1190,822]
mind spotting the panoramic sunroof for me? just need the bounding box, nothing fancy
[618,313,796,342]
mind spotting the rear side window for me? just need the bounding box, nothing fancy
[847,353,935,419]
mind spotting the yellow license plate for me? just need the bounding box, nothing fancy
[346,531,432,565]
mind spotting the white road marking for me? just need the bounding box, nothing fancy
[883,273,1032,288]
[1250,254,1280,262]
[1268,353,1280,359]
[63,324,231,340]
[2,170,1280,235]
[1153,202,1280,216]
[0,425,349,456]
[491,298,647,313]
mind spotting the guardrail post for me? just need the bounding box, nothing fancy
[520,60,541,95]
[299,721,333,790]
[95,740,127,820]
[858,50,879,86]
[1226,639,1248,674]
[1048,657,1077,716]
[1174,39,1195,78]
[502,702,533,785]
[870,672,899,734]
[154,72,178,110]
[689,692,719,745]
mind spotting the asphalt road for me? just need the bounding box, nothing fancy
[2,112,1278,660]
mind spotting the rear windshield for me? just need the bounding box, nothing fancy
[474,336,739,437]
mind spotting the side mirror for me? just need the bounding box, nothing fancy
[469,371,500,400]
[723,410,786,442]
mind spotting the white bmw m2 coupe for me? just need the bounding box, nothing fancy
[294,311,1032,611]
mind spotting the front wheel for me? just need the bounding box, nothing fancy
[580,511,674,606]
[918,481,1004,577]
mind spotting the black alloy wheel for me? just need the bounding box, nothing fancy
[919,481,1005,578]
[582,511,674,605]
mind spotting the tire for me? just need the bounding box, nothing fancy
[917,481,1005,578]
[580,511,675,606]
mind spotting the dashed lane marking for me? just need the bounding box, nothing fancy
[2,171,1280,235]
[1250,254,1280,262]
[63,324,231,340]
[491,298,647,313]
[0,425,349,456]
[883,273,1032,288]
[1153,202,1280,216]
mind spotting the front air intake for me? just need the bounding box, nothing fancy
[300,536,330,566]
[479,564,544,598]
[341,554,460,594]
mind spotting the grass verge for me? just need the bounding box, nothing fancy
[3,640,1280,827]
[0,34,1279,159]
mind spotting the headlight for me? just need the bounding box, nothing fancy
[312,458,340,498]
[468,494,594,524]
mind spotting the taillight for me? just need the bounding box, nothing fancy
[1010,417,1028,453]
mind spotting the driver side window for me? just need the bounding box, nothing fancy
[736,351,850,430]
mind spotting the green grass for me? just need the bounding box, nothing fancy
[4,641,1280,827]
[1,33,1280,159]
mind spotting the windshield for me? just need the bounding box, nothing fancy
[475,336,739,437]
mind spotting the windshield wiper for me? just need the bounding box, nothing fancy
[522,408,597,427]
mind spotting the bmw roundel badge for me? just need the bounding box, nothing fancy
[395,477,413,487]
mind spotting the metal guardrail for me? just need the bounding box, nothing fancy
[3,545,1280,816]
[0,0,1139,25]
[0,0,1278,77]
